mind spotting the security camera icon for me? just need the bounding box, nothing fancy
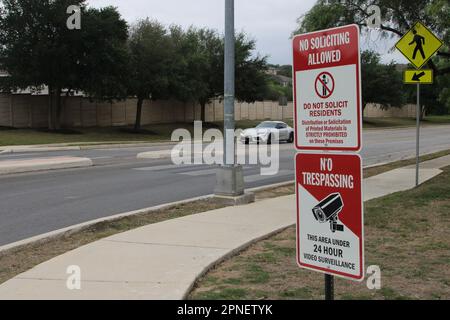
[312,193,344,233]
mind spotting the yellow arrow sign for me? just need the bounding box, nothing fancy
[396,21,443,69]
[403,69,433,84]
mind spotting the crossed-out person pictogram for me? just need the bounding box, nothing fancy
[315,72,335,99]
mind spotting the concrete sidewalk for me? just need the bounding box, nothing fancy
[0,156,448,300]
[0,156,93,175]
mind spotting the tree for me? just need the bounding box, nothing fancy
[170,27,268,123]
[404,57,449,118]
[0,1,129,130]
[235,33,269,103]
[78,7,129,102]
[277,65,293,78]
[361,50,405,110]
[127,19,172,131]
[294,0,449,77]
[169,27,222,123]
[264,76,293,102]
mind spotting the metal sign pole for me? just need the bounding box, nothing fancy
[224,0,235,166]
[416,83,420,187]
[214,0,244,198]
[325,274,334,300]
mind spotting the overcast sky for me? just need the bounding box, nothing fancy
[88,0,405,65]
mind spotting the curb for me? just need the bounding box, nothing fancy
[182,223,295,299]
[0,157,93,176]
[0,146,81,154]
[0,181,297,254]
[0,194,212,254]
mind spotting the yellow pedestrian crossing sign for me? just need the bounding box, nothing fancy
[404,69,433,84]
[396,21,443,69]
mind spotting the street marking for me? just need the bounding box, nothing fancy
[133,164,195,172]
[244,170,294,183]
[180,168,219,176]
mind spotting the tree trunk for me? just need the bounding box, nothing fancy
[48,85,54,130]
[134,97,144,131]
[200,102,206,123]
[47,86,62,131]
[54,87,62,130]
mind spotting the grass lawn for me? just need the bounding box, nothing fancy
[0,116,448,147]
[424,115,450,124]
[363,117,418,128]
[189,165,450,300]
[363,115,450,129]
[0,121,290,147]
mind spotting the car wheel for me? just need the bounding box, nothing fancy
[288,132,294,143]
[245,138,250,145]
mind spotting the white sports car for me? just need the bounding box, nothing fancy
[240,121,294,144]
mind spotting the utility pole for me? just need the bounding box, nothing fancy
[214,0,245,198]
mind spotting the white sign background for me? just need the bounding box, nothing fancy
[297,184,361,278]
[295,64,359,149]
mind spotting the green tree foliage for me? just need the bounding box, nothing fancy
[0,0,129,129]
[277,65,293,78]
[170,27,268,122]
[294,0,449,114]
[294,0,449,76]
[361,50,405,110]
[265,78,293,103]
[127,19,172,130]
[80,7,129,101]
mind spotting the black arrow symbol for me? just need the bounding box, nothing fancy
[412,71,426,81]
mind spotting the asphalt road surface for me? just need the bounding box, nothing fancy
[1,125,450,246]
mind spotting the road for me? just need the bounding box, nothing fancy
[1,125,450,246]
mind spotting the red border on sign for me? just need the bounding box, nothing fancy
[292,24,362,152]
[295,152,365,281]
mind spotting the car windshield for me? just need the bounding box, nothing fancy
[256,122,278,129]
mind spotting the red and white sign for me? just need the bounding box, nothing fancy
[296,153,364,281]
[292,24,362,152]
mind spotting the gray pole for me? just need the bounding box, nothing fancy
[214,0,244,198]
[416,83,420,187]
[224,0,235,166]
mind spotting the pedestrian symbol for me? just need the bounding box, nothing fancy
[315,72,334,99]
[409,29,425,60]
[396,21,443,69]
